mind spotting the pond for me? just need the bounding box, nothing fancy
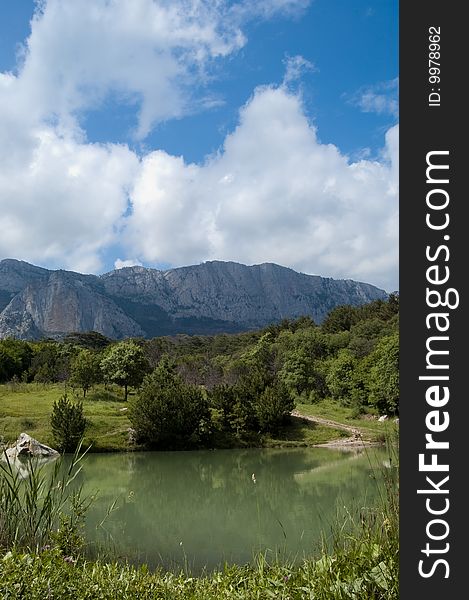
[63,446,388,573]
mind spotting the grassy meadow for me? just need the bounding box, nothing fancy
[0,383,130,452]
[0,383,350,452]
[295,400,397,441]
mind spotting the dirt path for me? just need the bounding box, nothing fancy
[290,410,378,448]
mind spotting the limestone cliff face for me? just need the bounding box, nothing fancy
[0,259,387,340]
[102,261,386,326]
[0,259,49,313]
[0,262,144,339]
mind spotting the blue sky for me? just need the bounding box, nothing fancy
[0,0,398,291]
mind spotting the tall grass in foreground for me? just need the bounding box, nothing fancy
[308,431,399,598]
[0,434,399,599]
[0,443,90,555]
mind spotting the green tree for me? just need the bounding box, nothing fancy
[210,384,237,430]
[50,394,87,452]
[348,318,388,358]
[209,380,256,437]
[0,339,33,382]
[278,349,313,396]
[100,341,149,400]
[242,332,277,382]
[129,361,211,448]
[62,331,111,350]
[368,332,399,414]
[255,382,294,434]
[321,305,359,334]
[70,349,102,397]
[0,347,20,383]
[29,342,74,383]
[325,349,357,405]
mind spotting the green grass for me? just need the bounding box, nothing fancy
[295,399,398,441]
[0,384,131,452]
[264,416,349,448]
[0,444,89,553]
[0,440,399,599]
[0,385,350,452]
[0,547,398,599]
[0,425,399,598]
[210,417,348,450]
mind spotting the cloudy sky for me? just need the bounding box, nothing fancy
[0,0,398,292]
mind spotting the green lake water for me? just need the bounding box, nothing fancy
[65,446,388,572]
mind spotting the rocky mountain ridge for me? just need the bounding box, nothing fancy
[0,259,387,340]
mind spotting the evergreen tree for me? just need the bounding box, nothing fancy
[255,382,294,434]
[129,360,211,448]
[50,394,87,452]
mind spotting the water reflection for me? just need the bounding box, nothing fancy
[63,447,385,572]
[1,452,59,479]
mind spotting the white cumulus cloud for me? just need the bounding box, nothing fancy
[114,258,143,270]
[17,0,248,139]
[0,120,138,273]
[12,0,311,140]
[350,78,399,118]
[124,86,398,291]
[0,0,398,292]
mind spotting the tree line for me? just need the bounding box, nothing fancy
[0,295,399,450]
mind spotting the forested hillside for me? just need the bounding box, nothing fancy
[0,295,398,450]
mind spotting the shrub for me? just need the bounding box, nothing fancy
[209,384,237,430]
[129,361,211,448]
[50,394,87,452]
[0,339,33,383]
[255,381,294,434]
[368,333,399,415]
[209,381,256,436]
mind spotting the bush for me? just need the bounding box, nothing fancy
[129,361,211,448]
[368,333,399,415]
[0,339,33,383]
[209,380,257,436]
[209,384,237,430]
[255,382,294,434]
[50,394,87,452]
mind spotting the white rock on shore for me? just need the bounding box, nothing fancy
[3,432,59,460]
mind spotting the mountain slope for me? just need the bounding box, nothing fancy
[0,259,387,340]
